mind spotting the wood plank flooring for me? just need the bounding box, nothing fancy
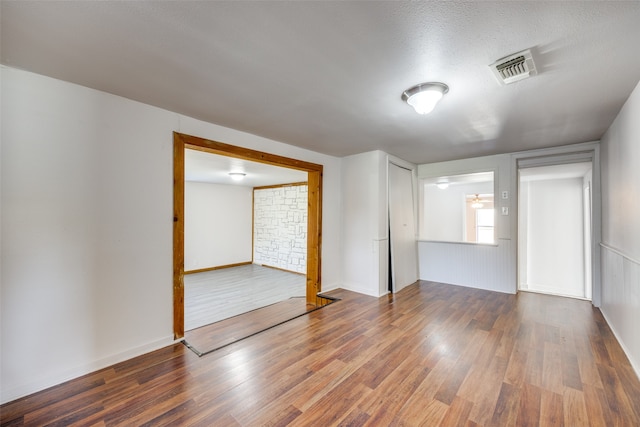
[2,281,640,426]
[184,296,335,355]
[185,264,305,330]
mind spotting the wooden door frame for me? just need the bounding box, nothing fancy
[173,132,323,339]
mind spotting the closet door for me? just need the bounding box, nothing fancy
[389,163,418,293]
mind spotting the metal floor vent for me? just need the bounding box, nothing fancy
[490,49,537,85]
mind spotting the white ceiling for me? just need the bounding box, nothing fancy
[185,149,306,187]
[3,2,640,164]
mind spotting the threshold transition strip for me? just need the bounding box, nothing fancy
[183,295,337,356]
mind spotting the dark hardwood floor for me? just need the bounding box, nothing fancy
[184,296,336,355]
[2,281,639,426]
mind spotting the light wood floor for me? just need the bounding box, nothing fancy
[185,264,305,330]
[3,281,640,426]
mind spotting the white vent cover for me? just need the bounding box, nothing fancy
[490,49,537,85]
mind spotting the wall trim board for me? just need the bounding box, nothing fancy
[600,309,640,381]
[1,335,176,405]
[180,133,323,172]
[184,261,252,275]
[519,288,592,301]
[339,282,385,298]
[601,242,640,265]
[259,264,307,276]
[173,133,186,339]
[254,181,308,190]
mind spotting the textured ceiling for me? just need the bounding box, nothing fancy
[2,2,640,164]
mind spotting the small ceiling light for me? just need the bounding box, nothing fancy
[229,172,246,181]
[402,82,449,115]
[436,181,449,190]
[471,194,483,209]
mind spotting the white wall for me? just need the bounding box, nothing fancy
[418,154,516,294]
[185,182,253,271]
[341,151,389,297]
[340,152,418,297]
[253,185,307,274]
[600,79,640,377]
[418,144,602,297]
[0,66,343,403]
[519,177,585,297]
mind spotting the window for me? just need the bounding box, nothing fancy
[475,208,495,244]
[419,171,495,244]
[464,194,495,244]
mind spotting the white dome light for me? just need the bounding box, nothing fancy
[402,82,449,115]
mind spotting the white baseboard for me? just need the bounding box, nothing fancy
[338,282,383,297]
[318,284,340,294]
[1,335,177,405]
[599,309,640,382]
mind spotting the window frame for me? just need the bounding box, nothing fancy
[418,169,498,246]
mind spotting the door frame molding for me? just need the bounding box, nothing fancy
[512,142,601,306]
[173,132,323,339]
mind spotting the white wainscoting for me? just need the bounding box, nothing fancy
[418,239,516,294]
[600,244,640,378]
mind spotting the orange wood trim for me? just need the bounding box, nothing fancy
[306,169,322,304]
[173,132,185,339]
[177,132,323,172]
[252,190,255,264]
[173,132,323,312]
[184,261,252,275]
[253,181,308,191]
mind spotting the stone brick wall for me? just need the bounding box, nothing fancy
[253,184,307,274]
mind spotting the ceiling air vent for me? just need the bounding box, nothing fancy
[490,49,537,85]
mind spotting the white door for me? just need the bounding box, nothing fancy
[388,163,418,293]
[518,162,592,299]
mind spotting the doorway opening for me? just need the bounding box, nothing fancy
[173,132,324,339]
[518,161,593,300]
[183,149,309,331]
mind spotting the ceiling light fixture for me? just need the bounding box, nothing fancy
[229,172,246,181]
[436,180,449,190]
[471,194,484,209]
[402,82,449,115]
